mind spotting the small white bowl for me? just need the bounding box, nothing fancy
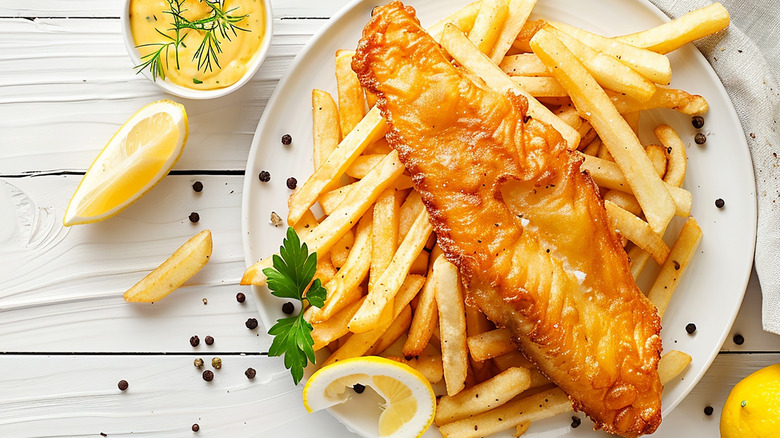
[121,0,273,100]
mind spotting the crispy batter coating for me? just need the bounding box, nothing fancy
[353,3,662,436]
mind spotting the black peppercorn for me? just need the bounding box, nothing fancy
[733,334,744,345]
[245,367,257,379]
[281,134,292,145]
[258,170,271,182]
[118,380,129,391]
[189,212,200,223]
[190,335,200,347]
[695,133,707,144]
[192,423,200,432]
[282,302,295,315]
[236,292,246,303]
[211,357,222,369]
[286,177,298,190]
[245,318,259,330]
[685,323,697,334]
[192,181,203,192]
[570,416,581,428]
[205,336,214,345]
[691,116,705,129]
[194,358,204,368]
[704,406,714,416]
[715,198,725,208]
[202,370,214,381]
[353,383,366,394]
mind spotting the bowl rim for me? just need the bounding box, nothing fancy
[120,0,274,100]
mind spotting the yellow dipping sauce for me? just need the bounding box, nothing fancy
[129,0,266,89]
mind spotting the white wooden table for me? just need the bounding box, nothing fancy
[1,1,777,436]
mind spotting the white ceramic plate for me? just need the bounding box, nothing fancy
[242,0,756,436]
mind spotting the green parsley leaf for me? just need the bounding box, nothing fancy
[263,227,326,385]
[192,78,203,84]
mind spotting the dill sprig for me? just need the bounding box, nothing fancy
[133,0,250,81]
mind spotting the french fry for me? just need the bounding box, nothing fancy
[350,209,434,333]
[658,350,692,384]
[315,254,338,285]
[627,245,652,280]
[491,351,550,388]
[345,153,385,179]
[287,107,387,226]
[409,250,430,276]
[311,296,366,351]
[364,137,392,154]
[648,217,703,317]
[615,3,730,54]
[319,175,412,216]
[468,0,509,55]
[435,367,532,425]
[603,190,642,217]
[655,125,687,187]
[554,104,581,129]
[609,86,709,115]
[531,28,675,233]
[293,208,319,239]
[604,200,670,264]
[312,89,340,170]
[427,0,481,41]
[398,190,424,244]
[511,19,545,52]
[646,144,668,178]
[545,25,656,101]
[489,0,537,64]
[547,21,672,84]
[597,139,614,162]
[467,328,516,362]
[335,50,366,137]
[514,422,531,437]
[438,388,571,438]
[624,111,640,136]
[325,275,425,366]
[370,188,403,291]
[581,136,601,156]
[310,211,372,322]
[386,347,444,384]
[330,229,355,269]
[435,255,469,396]
[440,24,581,149]
[465,303,495,383]
[580,153,692,217]
[403,247,443,357]
[500,53,550,76]
[241,150,402,286]
[369,305,413,355]
[512,76,568,97]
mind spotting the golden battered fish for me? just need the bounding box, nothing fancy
[353,3,663,436]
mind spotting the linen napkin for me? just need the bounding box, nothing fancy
[649,0,780,334]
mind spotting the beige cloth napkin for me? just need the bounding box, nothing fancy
[649,0,780,334]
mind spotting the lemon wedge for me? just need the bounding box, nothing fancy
[63,100,188,226]
[721,363,780,437]
[302,356,435,438]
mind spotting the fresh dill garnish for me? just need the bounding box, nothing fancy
[133,0,250,81]
[263,228,327,385]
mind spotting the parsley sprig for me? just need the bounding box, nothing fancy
[263,228,327,385]
[134,0,250,81]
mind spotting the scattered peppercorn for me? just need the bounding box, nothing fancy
[282,302,295,315]
[190,335,200,347]
[695,133,707,144]
[691,116,705,129]
[118,380,129,391]
[205,336,214,346]
[258,171,271,182]
[353,383,366,394]
[236,292,246,303]
[245,318,259,330]
[245,367,257,379]
[192,181,203,192]
[733,334,744,345]
[194,358,204,368]
[685,323,697,334]
[101,433,108,437]
[286,177,298,190]
[212,357,222,369]
[704,406,714,416]
[192,423,200,432]
[281,134,293,145]
[715,198,725,208]
[202,370,214,381]
[202,298,208,305]
[570,416,581,428]
[189,212,200,223]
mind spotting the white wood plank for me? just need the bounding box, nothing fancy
[0,0,353,18]
[0,174,287,352]
[0,18,328,173]
[0,353,776,436]
[0,355,358,437]
[723,268,780,352]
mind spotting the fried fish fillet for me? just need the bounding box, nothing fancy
[353,3,662,436]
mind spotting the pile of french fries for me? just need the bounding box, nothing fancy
[242,1,730,435]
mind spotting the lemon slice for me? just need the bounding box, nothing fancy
[303,356,435,438]
[63,100,188,226]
